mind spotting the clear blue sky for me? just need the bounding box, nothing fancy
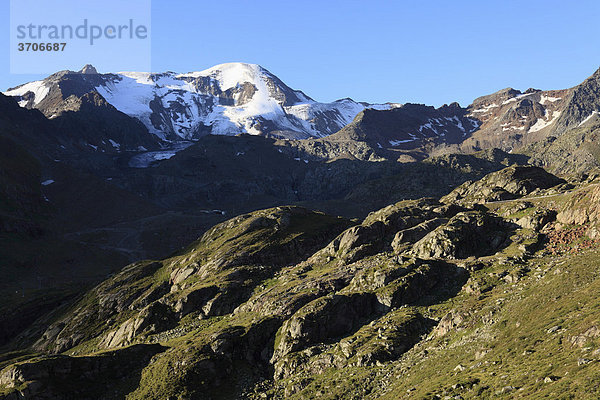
[2,0,600,106]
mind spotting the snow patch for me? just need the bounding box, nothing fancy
[367,103,402,110]
[501,92,535,105]
[4,81,50,106]
[578,111,599,127]
[389,139,415,146]
[472,103,499,113]
[530,111,561,132]
[128,142,193,168]
[466,118,480,133]
[502,125,526,131]
[539,95,562,105]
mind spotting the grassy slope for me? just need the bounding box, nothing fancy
[4,171,600,399]
[376,250,600,399]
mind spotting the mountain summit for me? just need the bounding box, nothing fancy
[80,64,98,75]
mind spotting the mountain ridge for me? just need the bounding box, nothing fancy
[4,63,401,141]
[6,64,600,170]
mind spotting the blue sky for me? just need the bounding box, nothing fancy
[1,0,600,106]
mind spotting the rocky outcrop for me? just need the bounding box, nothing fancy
[173,285,220,317]
[273,309,431,380]
[515,209,556,231]
[314,198,463,264]
[33,261,165,353]
[433,310,470,337]
[0,344,165,399]
[442,165,565,205]
[319,223,386,264]
[557,184,600,226]
[100,302,177,348]
[411,211,511,259]
[391,217,448,251]
[273,293,380,360]
[373,261,465,308]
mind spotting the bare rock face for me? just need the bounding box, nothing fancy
[555,67,600,132]
[516,209,556,231]
[173,285,220,317]
[273,293,380,360]
[411,211,511,259]
[100,302,176,348]
[558,184,600,226]
[79,64,98,74]
[391,217,448,252]
[556,184,600,239]
[434,310,470,337]
[320,223,386,264]
[0,344,165,399]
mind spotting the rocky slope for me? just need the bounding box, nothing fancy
[5,164,600,399]
[441,165,567,205]
[279,103,479,162]
[3,64,600,399]
[2,80,544,352]
[0,86,534,367]
[284,66,600,168]
[111,133,533,219]
[456,87,569,153]
[0,93,234,352]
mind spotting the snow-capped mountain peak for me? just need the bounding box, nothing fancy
[5,62,398,141]
[180,63,269,91]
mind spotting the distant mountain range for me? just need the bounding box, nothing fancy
[5,63,600,170]
[4,63,400,141]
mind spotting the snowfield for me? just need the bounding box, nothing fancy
[128,141,194,168]
[6,80,50,107]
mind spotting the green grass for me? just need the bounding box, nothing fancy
[7,182,600,399]
[377,249,600,399]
